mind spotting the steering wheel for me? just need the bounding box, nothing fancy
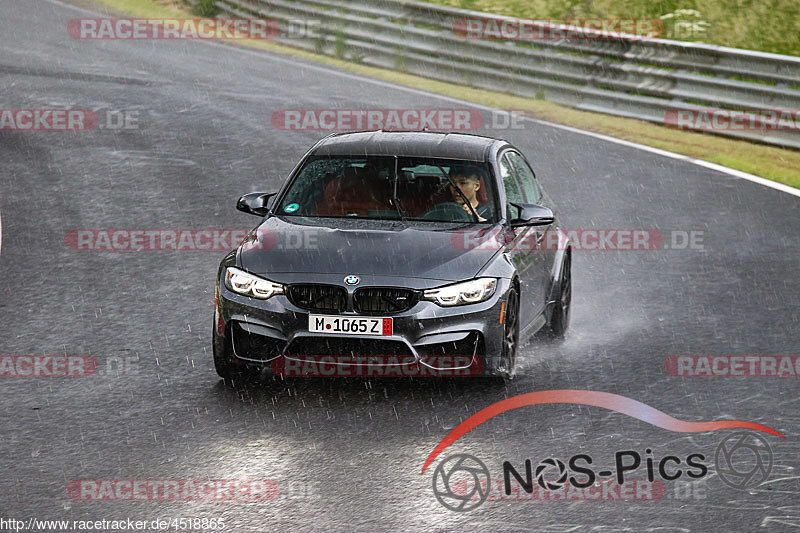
[418,202,474,222]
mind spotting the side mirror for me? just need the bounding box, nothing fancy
[509,202,554,227]
[236,192,276,217]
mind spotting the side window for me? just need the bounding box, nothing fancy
[506,151,540,204]
[500,154,524,202]
[500,153,524,219]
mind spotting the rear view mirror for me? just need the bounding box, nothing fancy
[236,192,276,217]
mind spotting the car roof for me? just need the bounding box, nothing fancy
[309,131,504,161]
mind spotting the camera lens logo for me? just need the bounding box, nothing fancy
[715,431,773,490]
[432,454,490,512]
[535,457,568,490]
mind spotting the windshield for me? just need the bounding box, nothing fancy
[277,155,498,223]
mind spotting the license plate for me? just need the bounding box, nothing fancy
[308,315,392,336]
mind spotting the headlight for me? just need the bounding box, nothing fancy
[224,267,284,300]
[423,278,497,306]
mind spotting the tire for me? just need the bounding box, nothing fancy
[213,328,254,383]
[213,328,235,379]
[547,253,572,339]
[495,288,519,380]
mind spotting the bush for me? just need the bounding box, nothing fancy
[192,0,218,17]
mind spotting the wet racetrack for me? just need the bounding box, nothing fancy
[1,1,799,531]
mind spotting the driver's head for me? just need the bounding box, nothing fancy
[449,165,483,205]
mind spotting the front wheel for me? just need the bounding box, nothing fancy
[213,328,255,384]
[547,253,571,339]
[494,289,519,380]
[213,329,236,379]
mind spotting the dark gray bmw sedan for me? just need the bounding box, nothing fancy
[213,131,572,381]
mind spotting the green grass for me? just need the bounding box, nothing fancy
[76,0,800,190]
[426,0,800,57]
[192,0,217,17]
[87,0,183,17]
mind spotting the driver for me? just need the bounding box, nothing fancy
[449,165,489,222]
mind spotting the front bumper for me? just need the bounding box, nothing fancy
[214,272,511,376]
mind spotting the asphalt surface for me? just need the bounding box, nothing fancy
[1,1,799,531]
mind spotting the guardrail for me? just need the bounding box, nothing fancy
[202,0,800,149]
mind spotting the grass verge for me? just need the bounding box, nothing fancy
[73,0,800,190]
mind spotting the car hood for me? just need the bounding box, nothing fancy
[237,216,501,282]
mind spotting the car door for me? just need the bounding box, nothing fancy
[503,150,555,324]
[499,151,544,330]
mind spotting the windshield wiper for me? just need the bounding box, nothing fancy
[434,163,480,223]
